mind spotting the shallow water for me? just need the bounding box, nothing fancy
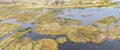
[59,39,120,50]
[58,8,120,25]
[1,8,120,50]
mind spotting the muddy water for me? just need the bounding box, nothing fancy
[1,8,120,50]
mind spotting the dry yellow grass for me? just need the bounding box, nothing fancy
[0,23,20,37]
[56,37,67,44]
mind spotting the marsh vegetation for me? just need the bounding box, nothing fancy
[0,23,20,37]
[0,4,120,50]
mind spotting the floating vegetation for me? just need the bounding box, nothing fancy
[55,18,81,25]
[81,14,92,17]
[67,14,75,17]
[56,37,67,44]
[0,23,20,37]
[62,18,81,25]
[93,16,119,27]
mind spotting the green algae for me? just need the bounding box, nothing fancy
[85,35,94,40]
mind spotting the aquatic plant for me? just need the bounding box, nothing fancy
[81,13,92,17]
[55,18,81,26]
[93,16,119,27]
[85,35,94,40]
[56,37,67,44]
[51,32,56,38]
[62,18,81,25]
